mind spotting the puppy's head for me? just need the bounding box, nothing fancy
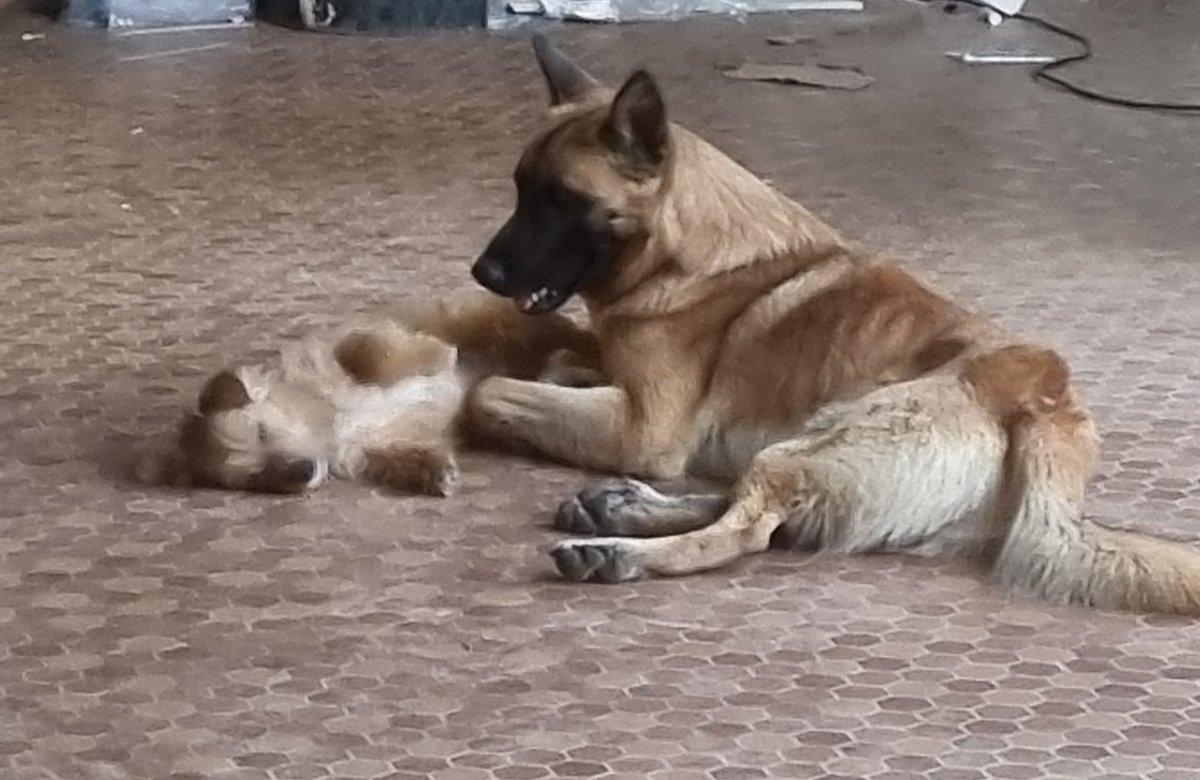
[471,35,670,313]
[139,369,327,494]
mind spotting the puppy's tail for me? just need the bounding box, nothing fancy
[993,400,1200,616]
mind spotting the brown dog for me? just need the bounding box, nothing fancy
[466,35,1200,615]
[140,292,599,496]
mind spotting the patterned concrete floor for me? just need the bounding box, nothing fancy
[3,1,1200,779]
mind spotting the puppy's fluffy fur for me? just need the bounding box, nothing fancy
[138,292,599,496]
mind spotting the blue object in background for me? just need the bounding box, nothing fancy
[59,0,252,28]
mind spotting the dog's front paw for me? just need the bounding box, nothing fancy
[465,377,511,434]
[538,349,606,388]
[550,539,645,583]
[464,377,552,455]
[469,377,535,427]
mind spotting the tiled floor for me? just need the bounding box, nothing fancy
[3,1,1200,778]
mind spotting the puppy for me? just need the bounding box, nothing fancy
[138,292,600,496]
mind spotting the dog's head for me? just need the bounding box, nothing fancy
[140,368,329,495]
[471,35,670,314]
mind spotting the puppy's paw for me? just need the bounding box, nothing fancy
[431,456,461,498]
[364,447,460,497]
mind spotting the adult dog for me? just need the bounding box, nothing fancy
[467,35,1200,614]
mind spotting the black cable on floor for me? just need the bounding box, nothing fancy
[939,0,1200,113]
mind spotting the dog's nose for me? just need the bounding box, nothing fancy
[286,458,318,484]
[471,255,509,294]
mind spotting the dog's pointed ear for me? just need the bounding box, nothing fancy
[602,70,669,177]
[532,33,601,107]
[197,370,251,415]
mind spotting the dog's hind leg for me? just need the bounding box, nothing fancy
[554,479,729,537]
[551,446,835,582]
[550,382,1008,582]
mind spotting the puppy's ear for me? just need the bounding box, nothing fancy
[197,370,251,415]
[602,70,669,178]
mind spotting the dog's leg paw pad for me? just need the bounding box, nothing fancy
[554,478,655,536]
[550,540,644,583]
[554,497,599,535]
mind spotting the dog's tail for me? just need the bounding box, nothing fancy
[993,397,1200,616]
